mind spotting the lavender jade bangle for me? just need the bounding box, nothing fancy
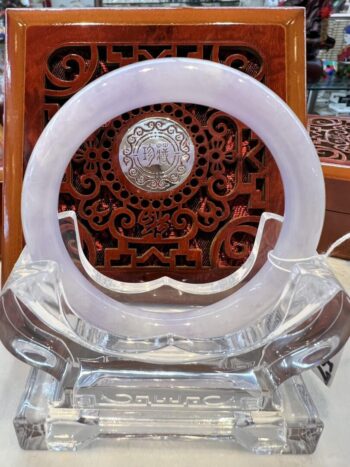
[21,58,325,340]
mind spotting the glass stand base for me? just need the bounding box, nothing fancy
[14,367,323,454]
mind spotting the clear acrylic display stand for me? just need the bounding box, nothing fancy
[1,211,349,453]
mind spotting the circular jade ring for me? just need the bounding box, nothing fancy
[21,58,325,340]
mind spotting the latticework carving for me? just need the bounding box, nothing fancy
[308,115,350,166]
[26,42,284,283]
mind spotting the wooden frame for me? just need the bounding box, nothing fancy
[3,7,306,283]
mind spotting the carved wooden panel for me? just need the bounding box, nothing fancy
[44,43,275,282]
[3,9,307,283]
[308,115,350,260]
[308,115,350,166]
[31,42,280,283]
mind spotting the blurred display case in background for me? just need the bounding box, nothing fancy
[309,12,350,115]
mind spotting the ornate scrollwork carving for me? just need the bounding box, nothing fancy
[308,116,350,165]
[42,43,278,282]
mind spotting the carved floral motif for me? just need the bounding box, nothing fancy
[40,43,279,282]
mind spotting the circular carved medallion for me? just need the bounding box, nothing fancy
[119,117,195,192]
